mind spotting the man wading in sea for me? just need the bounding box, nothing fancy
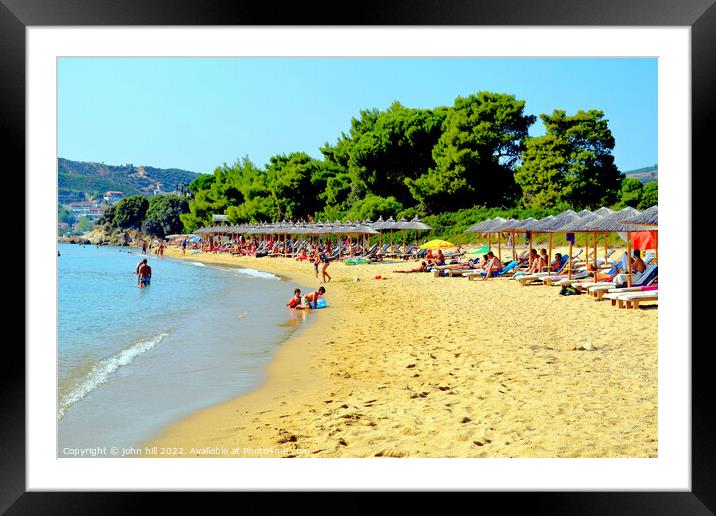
[136,258,152,288]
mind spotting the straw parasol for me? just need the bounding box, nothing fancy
[406,216,433,248]
[623,205,657,226]
[580,207,641,285]
[382,216,397,245]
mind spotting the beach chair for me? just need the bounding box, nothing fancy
[605,290,659,309]
[373,244,391,261]
[363,243,378,256]
[515,254,570,286]
[600,285,657,305]
[384,245,404,258]
[398,245,417,260]
[591,265,658,298]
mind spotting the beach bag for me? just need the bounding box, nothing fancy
[560,285,581,296]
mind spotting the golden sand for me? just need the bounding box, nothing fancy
[144,246,657,458]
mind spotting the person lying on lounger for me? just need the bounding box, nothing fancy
[549,253,563,272]
[631,249,646,274]
[613,250,647,286]
[482,252,504,280]
[393,261,428,273]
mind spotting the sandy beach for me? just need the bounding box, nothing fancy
[144,246,657,458]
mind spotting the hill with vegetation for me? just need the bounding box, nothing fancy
[623,164,657,184]
[58,158,199,201]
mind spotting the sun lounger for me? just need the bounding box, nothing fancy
[603,290,658,309]
[515,255,570,285]
[398,245,417,259]
[590,265,658,298]
[599,285,657,304]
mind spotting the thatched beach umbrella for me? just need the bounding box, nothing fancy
[623,205,658,261]
[518,215,556,260]
[529,211,582,278]
[554,211,605,279]
[581,207,641,286]
[624,205,657,226]
[392,217,412,246]
[381,216,397,245]
[465,217,507,255]
[499,217,534,261]
[406,216,432,248]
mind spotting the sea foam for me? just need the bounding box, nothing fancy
[234,268,279,280]
[58,332,169,420]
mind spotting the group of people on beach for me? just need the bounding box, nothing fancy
[392,247,568,280]
[141,240,165,258]
[286,287,326,310]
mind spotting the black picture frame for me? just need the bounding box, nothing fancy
[5,0,711,512]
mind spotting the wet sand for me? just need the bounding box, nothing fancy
[144,245,657,458]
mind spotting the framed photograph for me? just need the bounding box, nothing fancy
[8,0,711,511]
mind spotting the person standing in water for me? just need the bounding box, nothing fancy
[136,258,152,288]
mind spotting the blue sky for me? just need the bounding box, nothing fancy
[58,57,657,174]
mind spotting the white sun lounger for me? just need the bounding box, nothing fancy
[602,290,658,309]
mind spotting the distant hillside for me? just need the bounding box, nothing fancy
[58,158,199,201]
[623,164,657,184]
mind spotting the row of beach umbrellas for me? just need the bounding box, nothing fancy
[195,215,433,236]
[465,205,658,285]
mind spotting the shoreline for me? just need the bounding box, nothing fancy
[143,245,658,458]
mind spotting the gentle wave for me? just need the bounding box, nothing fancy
[234,268,279,280]
[58,332,169,420]
[188,261,207,267]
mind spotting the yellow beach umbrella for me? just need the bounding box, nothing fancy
[420,239,454,249]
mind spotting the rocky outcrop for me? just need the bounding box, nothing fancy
[59,225,143,247]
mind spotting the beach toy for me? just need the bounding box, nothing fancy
[315,297,327,309]
[345,258,368,266]
[374,275,382,280]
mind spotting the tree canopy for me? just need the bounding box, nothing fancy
[112,195,149,229]
[515,110,623,210]
[175,92,643,232]
[141,195,189,238]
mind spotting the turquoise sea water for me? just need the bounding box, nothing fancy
[57,244,310,456]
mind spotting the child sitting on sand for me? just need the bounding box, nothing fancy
[286,288,302,308]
